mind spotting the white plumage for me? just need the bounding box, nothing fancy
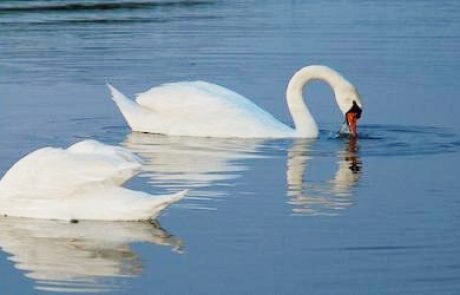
[0,140,187,221]
[109,81,293,138]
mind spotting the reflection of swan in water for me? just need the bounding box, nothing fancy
[287,138,362,215]
[0,217,183,293]
[123,132,361,214]
[123,133,264,201]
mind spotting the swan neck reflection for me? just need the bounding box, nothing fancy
[287,138,362,215]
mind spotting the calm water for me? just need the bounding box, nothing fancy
[1,0,460,294]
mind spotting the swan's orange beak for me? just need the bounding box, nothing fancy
[346,112,359,138]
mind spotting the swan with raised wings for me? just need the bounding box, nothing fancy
[108,65,363,138]
[0,140,187,221]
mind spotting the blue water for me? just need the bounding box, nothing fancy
[1,1,460,294]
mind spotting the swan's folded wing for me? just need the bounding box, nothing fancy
[135,81,268,117]
[134,81,290,136]
[0,140,142,199]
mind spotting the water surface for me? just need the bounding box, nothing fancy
[1,0,460,294]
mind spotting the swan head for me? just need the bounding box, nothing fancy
[345,101,362,137]
[336,86,363,138]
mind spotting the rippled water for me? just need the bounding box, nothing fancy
[1,0,460,294]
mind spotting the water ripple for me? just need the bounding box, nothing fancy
[324,124,460,157]
[0,0,213,13]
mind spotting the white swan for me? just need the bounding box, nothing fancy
[0,140,187,221]
[108,65,363,138]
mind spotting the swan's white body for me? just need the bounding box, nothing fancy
[0,140,187,221]
[109,65,362,138]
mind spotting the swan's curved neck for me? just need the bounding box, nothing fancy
[286,65,353,137]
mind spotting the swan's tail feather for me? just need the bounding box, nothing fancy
[157,189,188,207]
[107,83,144,130]
[147,190,188,220]
[107,83,133,107]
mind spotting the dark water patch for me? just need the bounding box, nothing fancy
[2,17,166,26]
[327,131,383,140]
[411,276,460,283]
[445,264,460,270]
[70,116,109,122]
[0,0,213,14]
[0,14,220,26]
[341,245,427,251]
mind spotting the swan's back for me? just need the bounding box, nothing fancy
[0,140,141,198]
[132,81,293,137]
[137,81,259,114]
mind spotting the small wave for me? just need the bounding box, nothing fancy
[0,0,213,14]
[327,131,383,140]
[0,14,220,26]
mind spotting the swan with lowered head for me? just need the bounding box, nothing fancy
[108,65,363,138]
[0,140,187,221]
